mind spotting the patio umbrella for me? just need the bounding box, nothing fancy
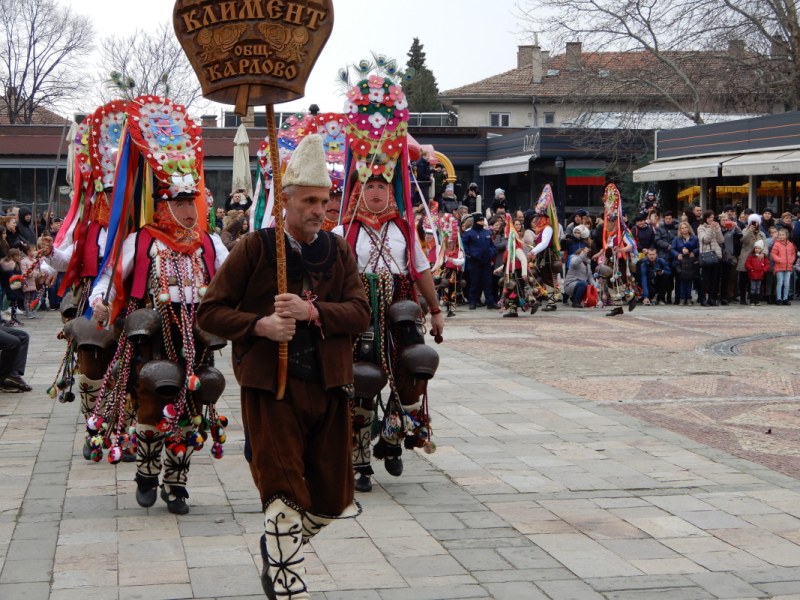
[231,123,253,198]
[65,120,77,189]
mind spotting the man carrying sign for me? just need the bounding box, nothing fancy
[197,135,370,600]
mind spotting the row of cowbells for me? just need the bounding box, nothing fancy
[353,300,439,400]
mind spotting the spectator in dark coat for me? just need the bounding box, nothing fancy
[15,208,37,247]
[462,213,498,310]
[638,248,672,305]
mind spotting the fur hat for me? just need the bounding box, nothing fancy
[282,134,332,189]
[754,239,765,250]
[747,214,762,225]
[494,188,505,197]
[573,225,590,239]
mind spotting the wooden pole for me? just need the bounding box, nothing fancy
[266,104,288,399]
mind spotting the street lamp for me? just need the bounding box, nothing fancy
[554,157,566,224]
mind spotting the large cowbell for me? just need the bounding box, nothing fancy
[173,0,334,114]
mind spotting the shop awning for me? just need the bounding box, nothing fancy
[479,154,534,176]
[633,155,739,182]
[722,150,800,177]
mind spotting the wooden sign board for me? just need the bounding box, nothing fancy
[173,0,334,114]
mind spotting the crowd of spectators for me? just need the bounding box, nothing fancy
[434,199,800,310]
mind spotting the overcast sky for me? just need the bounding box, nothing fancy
[61,0,531,116]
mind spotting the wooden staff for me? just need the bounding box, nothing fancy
[265,104,289,399]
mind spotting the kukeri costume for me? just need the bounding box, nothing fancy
[433,215,465,317]
[334,57,440,494]
[86,96,229,515]
[523,185,562,311]
[43,101,129,458]
[197,134,371,600]
[500,214,537,318]
[595,184,638,312]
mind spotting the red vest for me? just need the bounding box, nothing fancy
[343,218,421,280]
[129,230,217,300]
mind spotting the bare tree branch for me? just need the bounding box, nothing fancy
[97,23,205,111]
[0,0,94,123]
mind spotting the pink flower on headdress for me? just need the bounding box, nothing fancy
[346,86,363,102]
[387,85,405,103]
[367,87,386,104]
[368,75,385,89]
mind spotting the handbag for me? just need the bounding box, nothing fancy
[699,250,719,267]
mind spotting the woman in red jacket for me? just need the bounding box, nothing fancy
[769,228,797,305]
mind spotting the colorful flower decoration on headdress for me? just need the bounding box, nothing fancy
[89,100,129,192]
[73,120,93,191]
[603,182,621,222]
[127,96,203,200]
[339,53,414,183]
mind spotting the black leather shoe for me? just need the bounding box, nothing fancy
[3,375,31,392]
[468,304,477,310]
[384,456,403,477]
[606,306,624,317]
[355,473,373,492]
[160,485,189,515]
[628,298,637,312]
[135,474,159,507]
[542,304,557,312]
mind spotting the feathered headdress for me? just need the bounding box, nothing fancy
[95,95,205,322]
[57,100,130,298]
[251,111,346,230]
[339,53,415,235]
[602,183,623,250]
[533,184,561,258]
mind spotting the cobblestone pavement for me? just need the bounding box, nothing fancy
[1,307,799,600]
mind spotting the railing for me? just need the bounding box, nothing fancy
[407,113,458,127]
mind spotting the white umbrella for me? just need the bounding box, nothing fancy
[232,123,253,198]
[65,121,77,189]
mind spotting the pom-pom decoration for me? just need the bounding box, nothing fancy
[107,446,123,464]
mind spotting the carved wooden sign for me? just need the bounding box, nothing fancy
[173,0,334,114]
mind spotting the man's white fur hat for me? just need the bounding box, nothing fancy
[282,134,332,189]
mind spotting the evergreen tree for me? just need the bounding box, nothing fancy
[403,38,442,112]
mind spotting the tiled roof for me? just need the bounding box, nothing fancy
[441,49,765,104]
[0,98,70,125]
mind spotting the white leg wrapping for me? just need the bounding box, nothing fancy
[352,406,373,470]
[77,374,103,420]
[262,498,308,599]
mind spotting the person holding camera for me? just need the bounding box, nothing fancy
[736,214,767,305]
[224,188,253,213]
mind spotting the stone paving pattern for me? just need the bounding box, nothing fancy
[1,306,800,599]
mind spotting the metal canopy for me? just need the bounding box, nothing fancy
[479,154,534,176]
[722,150,800,177]
[633,155,740,182]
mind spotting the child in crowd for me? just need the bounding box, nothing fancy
[0,248,25,323]
[21,244,39,319]
[770,228,797,305]
[745,240,770,306]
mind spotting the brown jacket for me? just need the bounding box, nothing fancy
[197,229,371,392]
